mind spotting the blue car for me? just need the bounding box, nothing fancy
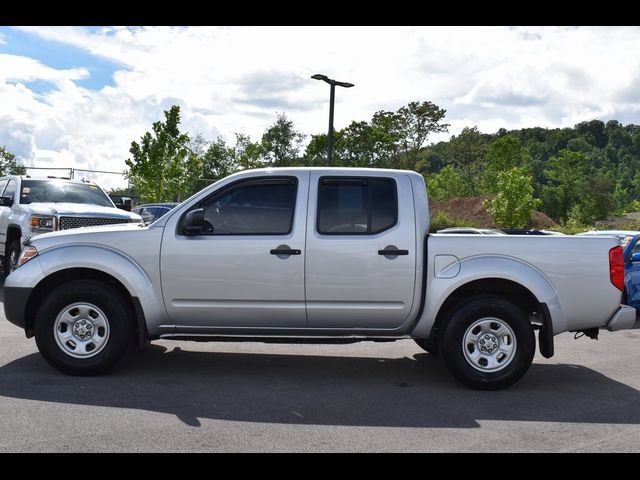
[623,234,640,310]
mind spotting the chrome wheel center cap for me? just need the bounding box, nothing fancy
[478,333,498,354]
[72,319,94,340]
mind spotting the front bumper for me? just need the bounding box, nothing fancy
[3,286,32,332]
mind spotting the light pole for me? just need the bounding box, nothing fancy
[311,74,354,166]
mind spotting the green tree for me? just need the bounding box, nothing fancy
[0,146,26,176]
[108,185,138,197]
[125,105,202,203]
[484,167,540,228]
[448,126,488,194]
[569,174,615,224]
[482,135,532,193]
[201,137,238,181]
[394,100,449,170]
[543,149,590,222]
[302,133,331,166]
[340,120,399,167]
[302,99,448,170]
[426,165,470,201]
[260,113,305,167]
[233,133,262,170]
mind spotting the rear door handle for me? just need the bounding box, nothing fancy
[378,248,409,256]
[270,247,301,256]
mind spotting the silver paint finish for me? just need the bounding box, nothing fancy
[434,254,460,278]
[305,171,417,328]
[18,225,170,336]
[6,167,632,346]
[160,171,310,328]
[413,235,624,338]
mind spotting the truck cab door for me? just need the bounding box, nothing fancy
[160,172,309,330]
[305,172,417,329]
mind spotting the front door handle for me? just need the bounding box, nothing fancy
[378,246,409,256]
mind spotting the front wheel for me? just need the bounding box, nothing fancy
[439,296,535,390]
[4,239,21,278]
[34,280,133,375]
[414,336,438,355]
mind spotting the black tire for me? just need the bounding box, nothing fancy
[34,280,134,376]
[439,296,535,390]
[414,336,439,355]
[4,239,20,278]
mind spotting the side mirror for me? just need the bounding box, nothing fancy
[183,208,211,235]
[631,252,640,263]
[122,198,132,211]
[0,196,13,207]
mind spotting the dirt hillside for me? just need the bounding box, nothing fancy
[430,195,557,229]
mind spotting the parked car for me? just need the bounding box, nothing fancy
[501,229,566,236]
[623,234,640,310]
[576,230,640,247]
[0,175,142,275]
[109,195,134,212]
[436,227,506,235]
[133,203,179,224]
[4,168,637,390]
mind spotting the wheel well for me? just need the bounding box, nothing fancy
[431,278,543,342]
[24,268,142,343]
[5,226,21,254]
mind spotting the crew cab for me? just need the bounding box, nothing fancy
[4,168,637,389]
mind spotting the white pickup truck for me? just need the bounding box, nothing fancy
[4,168,637,389]
[0,175,142,275]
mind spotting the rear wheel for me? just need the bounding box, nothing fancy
[34,280,133,375]
[439,296,535,390]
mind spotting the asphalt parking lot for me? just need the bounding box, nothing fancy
[1,285,640,452]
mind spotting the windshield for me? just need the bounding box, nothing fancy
[19,180,114,207]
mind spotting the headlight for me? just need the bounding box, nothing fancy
[30,215,56,232]
[17,245,38,268]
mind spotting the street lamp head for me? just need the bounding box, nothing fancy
[310,73,354,167]
[312,74,354,88]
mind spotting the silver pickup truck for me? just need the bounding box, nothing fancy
[4,168,637,389]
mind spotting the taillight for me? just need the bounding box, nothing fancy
[609,246,625,292]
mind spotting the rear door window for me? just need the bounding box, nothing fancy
[317,177,397,235]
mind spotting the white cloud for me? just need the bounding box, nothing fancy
[2,26,640,188]
[0,54,88,84]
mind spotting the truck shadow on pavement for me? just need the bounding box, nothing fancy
[1,344,639,428]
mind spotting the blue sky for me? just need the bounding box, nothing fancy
[1,26,640,189]
[0,27,121,92]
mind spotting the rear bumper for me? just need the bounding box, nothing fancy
[3,286,32,331]
[607,305,638,331]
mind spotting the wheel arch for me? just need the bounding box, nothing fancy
[413,256,564,358]
[5,224,22,252]
[4,225,22,275]
[24,267,148,346]
[6,224,21,241]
